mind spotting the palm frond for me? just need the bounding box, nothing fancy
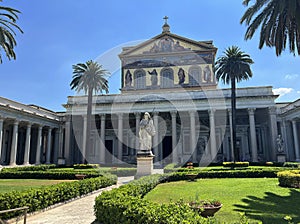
[241,0,300,56]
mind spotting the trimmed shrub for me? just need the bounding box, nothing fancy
[223,162,249,168]
[0,167,136,179]
[0,174,117,220]
[278,170,300,188]
[283,162,300,168]
[73,164,100,169]
[1,164,56,172]
[0,170,103,179]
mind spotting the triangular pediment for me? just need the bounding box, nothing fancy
[119,33,217,57]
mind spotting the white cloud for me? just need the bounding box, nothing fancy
[273,88,294,96]
[297,91,300,94]
[284,74,299,80]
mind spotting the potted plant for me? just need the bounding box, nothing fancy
[188,195,222,217]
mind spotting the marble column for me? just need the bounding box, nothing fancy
[117,113,123,162]
[9,120,19,166]
[46,127,52,164]
[228,109,234,161]
[82,115,87,163]
[292,120,300,161]
[53,128,60,164]
[171,111,178,164]
[100,114,106,164]
[135,112,141,151]
[189,111,197,162]
[35,125,43,165]
[209,109,217,161]
[153,112,159,162]
[281,120,289,159]
[64,117,71,165]
[0,117,4,164]
[58,126,64,159]
[248,108,258,162]
[23,123,32,165]
[268,107,278,160]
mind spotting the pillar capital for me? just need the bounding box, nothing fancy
[170,110,177,117]
[188,110,196,116]
[247,108,256,115]
[208,109,216,116]
[268,106,277,115]
[26,122,33,127]
[134,112,141,116]
[153,111,159,116]
[13,119,19,125]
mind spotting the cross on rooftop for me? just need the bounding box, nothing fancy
[163,16,169,24]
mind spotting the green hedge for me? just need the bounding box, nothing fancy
[0,174,117,220]
[73,164,100,169]
[223,162,249,168]
[94,174,208,224]
[1,164,56,172]
[283,162,300,168]
[278,170,300,188]
[0,170,103,179]
[164,168,282,179]
[0,167,136,178]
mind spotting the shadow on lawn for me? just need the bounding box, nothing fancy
[234,189,300,223]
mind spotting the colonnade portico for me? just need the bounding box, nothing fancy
[0,118,61,166]
[65,103,281,166]
[278,99,300,162]
[0,97,62,166]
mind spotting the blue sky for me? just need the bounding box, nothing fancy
[0,0,299,112]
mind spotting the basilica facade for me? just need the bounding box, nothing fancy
[0,23,299,167]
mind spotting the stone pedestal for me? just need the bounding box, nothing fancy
[277,154,286,162]
[135,151,155,179]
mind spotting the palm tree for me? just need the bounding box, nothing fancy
[0,1,23,63]
[240,0,300,56]
[215,46,254,161]
[70,60,109,163]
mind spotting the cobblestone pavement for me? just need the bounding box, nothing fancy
[8,176,134,224]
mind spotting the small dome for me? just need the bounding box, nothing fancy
[162,23,170,33]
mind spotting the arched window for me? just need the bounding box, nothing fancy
[188,66,202,86]
[160,68,174,88]
[134,69,146,89]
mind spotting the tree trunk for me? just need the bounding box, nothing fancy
[231,77,239,162]
[85,89,93,164]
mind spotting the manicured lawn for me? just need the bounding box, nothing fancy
[0,179,75,193]
[144,178,300,223]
